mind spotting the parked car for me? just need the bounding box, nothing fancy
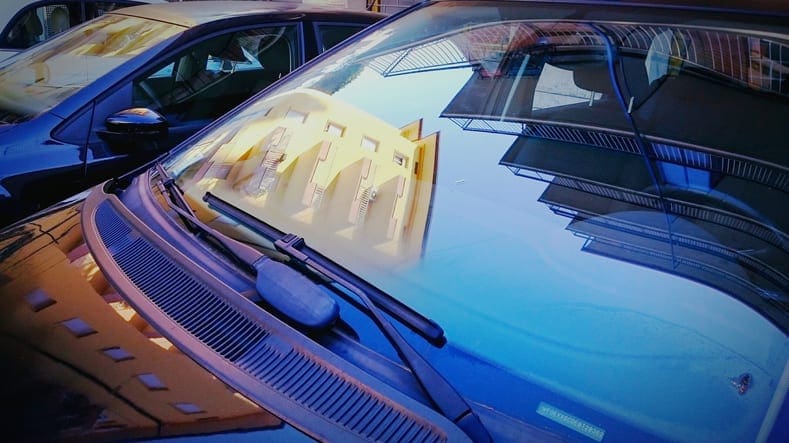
[0,0,787,442]
[0,0,166,61]
[0,0,382,228]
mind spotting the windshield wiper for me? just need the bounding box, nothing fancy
[155,164,340,330]
[203,191,492,442]
[203,191,445,346]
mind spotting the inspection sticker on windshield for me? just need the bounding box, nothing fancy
[537,402,605,441]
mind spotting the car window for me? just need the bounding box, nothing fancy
[1,2,80,49]
[133,25,300,122]
[1,1,146,51]
[314,22,369,52]
[0,13,183,123]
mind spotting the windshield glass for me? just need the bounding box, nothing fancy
[164,2,788,441]
[0,14,183,123]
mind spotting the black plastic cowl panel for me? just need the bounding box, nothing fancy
[81,186,471,442]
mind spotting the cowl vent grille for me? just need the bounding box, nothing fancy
[83,190,464,442]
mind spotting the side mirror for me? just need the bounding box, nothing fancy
[97,108,168,153]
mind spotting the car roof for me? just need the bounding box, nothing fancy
[109,0,383,28]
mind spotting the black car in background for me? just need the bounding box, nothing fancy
[0,0,382,227]
[0,1,787,442]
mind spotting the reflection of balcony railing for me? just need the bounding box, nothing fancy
[518,168,789,251]
[243,147,285,197]
[648,140,789,192]
[666,199,788,251]
[567,212,788,303]
[597,217,783,289]
[525,122,641,154]
[449,118,641,154]
[580,234,789,318]
[550,175,660,209]
[366,18,787,97]
[451,113,789,191]
[366,0,417,15]
[310,185,325,209]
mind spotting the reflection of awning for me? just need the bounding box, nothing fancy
[368,39,471,76]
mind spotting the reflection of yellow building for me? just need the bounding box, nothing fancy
[186,89,438,265]
[0,208,279,441]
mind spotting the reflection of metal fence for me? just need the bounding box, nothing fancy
[550,175,661,209]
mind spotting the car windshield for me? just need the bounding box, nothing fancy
[0,13,182,123]
[163,2,788,441]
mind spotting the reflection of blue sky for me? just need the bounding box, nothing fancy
[329,66,788,442]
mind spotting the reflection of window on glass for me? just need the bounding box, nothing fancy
[284,109,307,123]
[48,6,70,37]
[646,30,685,84]
[325,121,345,136]
[361,136,378,152]
[533,64,603,110]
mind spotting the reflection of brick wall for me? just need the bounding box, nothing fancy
[458,23,604,61]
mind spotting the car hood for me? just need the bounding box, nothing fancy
[0,198,289,441]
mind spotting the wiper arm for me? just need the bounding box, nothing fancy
[275,234,493,442]
[203,191,446,346]
[203,192,491,442]
[155,164,339,330]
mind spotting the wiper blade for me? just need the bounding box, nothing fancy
[155,164,339,330]
[203,191,446,346]
[203,192,491,442]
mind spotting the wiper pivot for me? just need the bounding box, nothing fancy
[254,256,339,330]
